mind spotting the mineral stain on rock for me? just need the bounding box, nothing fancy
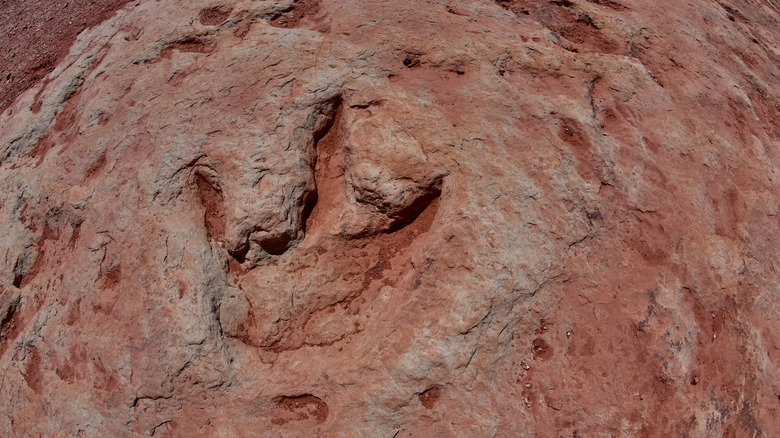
[195,173,226,241]
[20,345,43,394]
[304,99,344,237]
[269,0,322,30]
[532,338,553,360]
[497,0,622,53]
[159,37,216,58]
[199,6,232,26]
[271,395,329,425]
[418,386,441,409]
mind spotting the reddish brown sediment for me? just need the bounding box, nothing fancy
[0,0,134,114]
[0,0,779,436]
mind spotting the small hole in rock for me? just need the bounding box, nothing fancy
[259,233,292,256]
[229,245,248,264]
[301,190,318,235]
[12,273,23,288]
[403,54,420,68]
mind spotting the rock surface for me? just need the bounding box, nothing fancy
[1,0,780,436]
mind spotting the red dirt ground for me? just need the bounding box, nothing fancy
[0,0,135,114]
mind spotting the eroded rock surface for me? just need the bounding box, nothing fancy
[1,0,779,436]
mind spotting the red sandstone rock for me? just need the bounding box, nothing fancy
[1,0,779,436]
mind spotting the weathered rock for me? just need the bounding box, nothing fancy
[0,0,779,436]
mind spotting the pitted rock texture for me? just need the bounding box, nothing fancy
[1,0,780,436]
